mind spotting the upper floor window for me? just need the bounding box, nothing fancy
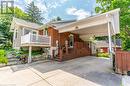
[24,29,31,35]
[24,28,37,35]
[43,28,48,36]
[69,34,74,48]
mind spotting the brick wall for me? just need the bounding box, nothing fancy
[48,27,59,47]
[38,30,43,35]
[47,27,91,61]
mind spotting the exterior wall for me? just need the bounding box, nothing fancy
[13,26,23,49]
[61,42,91,61]
[59,32,70,46]
[48,27,59,47]
[100,47,108,53]
[47,27,91,61]
[38,30,43,35]
[59,32,82,47]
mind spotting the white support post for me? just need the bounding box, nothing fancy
[28,46,32,63]
[22,28,24,36]
[13,29,16,48]
[107,22,112,58]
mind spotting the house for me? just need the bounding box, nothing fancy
[91,40,121,54]
[10,8,120,63]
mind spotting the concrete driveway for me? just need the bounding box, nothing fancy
[0,56,121,86]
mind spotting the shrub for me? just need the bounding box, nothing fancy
[97,52,109,58]
[0,50,8,64]
[0,56,8,64]
[0,50,6,57]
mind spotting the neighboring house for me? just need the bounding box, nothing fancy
[91,40,121,54]
[10,8,120,63]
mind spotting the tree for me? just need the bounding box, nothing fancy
[95,0,130,50]
[0,15,13,49]
[26,1,43,24]
[0,7,30,49]
[14,7,28,20]
[51,16,62,22]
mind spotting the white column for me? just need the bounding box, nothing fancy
[107,22,112,58]
[13,29,17,48]
[28,46,32,63]
[22,28,24,36]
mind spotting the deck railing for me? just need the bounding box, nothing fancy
[21,33,51,45]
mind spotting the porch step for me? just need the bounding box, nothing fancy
[8,58,19,62]
[7,61,21,66]
[7,57,21,66]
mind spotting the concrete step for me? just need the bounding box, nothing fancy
[8,58,19,62]
[7,60,21,66]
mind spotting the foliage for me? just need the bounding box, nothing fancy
[32,50,43,56]
[95,0,130,50]
[51,16,62,22]
[0,50,8,64]
[8,49,43,58]
[0,56,8,64]
[26,1,43,24]
[97,52,109,58]
[0,50,6,56]
[0,7,30,49]
[14,7,29,20]
[0,15,13,45]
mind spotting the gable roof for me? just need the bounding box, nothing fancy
[48,20,76,28]
[38,20,76,30]
[10,17,41,32]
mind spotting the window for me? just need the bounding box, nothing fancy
[44,29,48,35]
[69,34,74,48]
[24,29,31,35]
[32,31,37,34]
[24,28,37,35]
[45,30,48,35]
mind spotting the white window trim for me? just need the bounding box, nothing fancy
[43,29,48,36]
[69,34,74,48]
[23,27,38,35]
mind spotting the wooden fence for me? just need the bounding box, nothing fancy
[115,51,130,75]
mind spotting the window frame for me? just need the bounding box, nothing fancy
[69,34,74,48]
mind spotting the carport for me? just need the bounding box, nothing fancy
[57,8,120,58]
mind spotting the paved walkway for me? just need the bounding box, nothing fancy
[0,56,121,86]
[122,76,130,86]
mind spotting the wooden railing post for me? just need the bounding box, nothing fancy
[65,40,68,54]
[59,48,63,61]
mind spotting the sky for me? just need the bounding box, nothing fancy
[14,0,97,22]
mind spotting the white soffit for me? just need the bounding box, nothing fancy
[58,8,120,36]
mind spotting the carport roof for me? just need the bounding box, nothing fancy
[57,8,120,37]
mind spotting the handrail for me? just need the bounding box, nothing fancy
[21,33,51,45]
